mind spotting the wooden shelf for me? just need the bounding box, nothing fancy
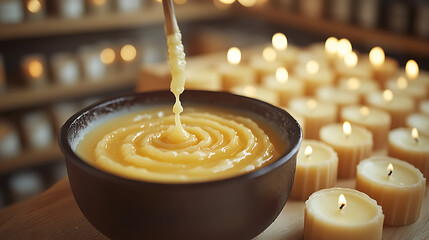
[0,144,62,175]
[0,2,228,40]
[0,71,136,113]
[244,5,429,57]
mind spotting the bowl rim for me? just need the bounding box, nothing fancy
[59,90,302,187]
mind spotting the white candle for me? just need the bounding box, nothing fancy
[316,86,360,120]
[21,111,53,150]
[119,42,139,72]
[51,52,80,85]
[78,46,106,81]
[335,52,373,80]
[272,33,300,70]
[115,0,142,12]
[295,60,334,96]
[248,46,283,82]
[304,188,384,240]
[0,0,24,23]
[57,0,84,18]
[369,47,399,87]
[338,77,379,103]
[356,156,426,226]
[386,76,427,106]
[262,67,304,107]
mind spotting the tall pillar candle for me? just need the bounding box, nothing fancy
[304,188,384,240]
[356,156,426,226]
[341,106,391,150]
[291,140,338,200]
[289,97,337,140]
[320,122,373,178]
[262,67,304,107]
[388,128,429,178]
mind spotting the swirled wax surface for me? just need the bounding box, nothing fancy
[76,106,286,183]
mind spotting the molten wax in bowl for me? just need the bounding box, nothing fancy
[76,105,287,183]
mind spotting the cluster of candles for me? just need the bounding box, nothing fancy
[147,33,429,239]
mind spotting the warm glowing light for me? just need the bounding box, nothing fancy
[28,60,43,78]
[227,47,241,65]
[337,38,352,58]
[306,60,319,74]
[412,128,419,143]
[338,194,347,210]
[120,44,137,62]
[238,0,256,7]
[325,37,338,55]
[262,47,276,62]
[272,33,287,51]
[275,67,288,83]
[27,0,41,13]
[347,77,361,90]
[307,99,317,109]
[92,0,106,6]
[387,163,393,176]
[343,121,352,137]
[383,89,393,102]
[304,146,313,158]
[405,60,419,80]
[397,76,408,90]
[243,85,256,96]
[369,47,385,67]
[344,51,358,68]
[100,48,116,64]
[173,0,187,4]
[360,106,370,117]
[219,0,235,3]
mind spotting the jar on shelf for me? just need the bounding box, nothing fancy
[0,0,24,24]
[356,0,380,28]
[8,171,44,202]
[0,119,21,160]
[56,0,85,19]
[21,110,54,150]
[51,52,81,86]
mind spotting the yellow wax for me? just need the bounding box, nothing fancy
[388,128,429,178]
[262,74,304,107]
[365,91,414,129]
[304,188,384,240]
[406,113,429,137]
[341,106,391,150]
[356,156,426,226]
[184,68,222,91]
[289,97,337,140]
[320,123,373,179]
[290,140,338,200]
[76,106,285,183]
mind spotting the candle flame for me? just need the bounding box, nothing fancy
[344,51,358,68]
[360,106,370,116]
[227,47,241,65]
[383,89,393,102]
[272,33,287,51]
[397,76,408,90]
[325,37,338,55]
[275,67,288,83]
[238,0,257,7]
[347,77,361,90]
[337,38,352,58]
[405,60,419,80]
[262,46,276,62]
[304,146,313,158]
[343,121,352,137]
[369,47,385,67]
[306,60,319,74]
[120,44,137,62]
[27,0,42,13]
[307,99,317,109]
[387,163,393,177]
[218,0,235,4]
[28,60,43,78]
[412,128,419,144]
[100,48,116,65]
[338,194,347,210]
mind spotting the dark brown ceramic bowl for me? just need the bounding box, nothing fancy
[59,90,302,240]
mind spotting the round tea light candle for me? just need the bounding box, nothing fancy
[304,188,384,240]
[365,89,414,129]
[295,60,334,96]
[316,86,359,120]
[289,97,337,140]
[320,122,373,179]
[262,67,304,106]
[369,46,399,87]
[248,46,283,82]
[341,106,391,150]
[217,47,257,90]
[335,52,373,80]
[406,113,429,137]
[356,156,426,226]
[338,77,379,103]
[230,84,279,106]
[290,140,338,200]
[272,33,300,69]
[388,128,429,178]
[386,76,427,105]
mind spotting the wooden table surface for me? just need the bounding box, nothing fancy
[0,177,428,240]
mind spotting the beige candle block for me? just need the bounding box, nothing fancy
[338,77,379,103]
[295,60,335,96]
[387,76,427,106]
[420,100,429,116]
[306,41,337,65]
[356,156,426,226]
[371,57,399,88]
[320,122,373,179]
[304,188,384,240]
[275,45,300,70]
[335,56,373,80]
[298,48,330,69]
[341,106,391,150]
[262,68,304,107]
[289,97,337,140]
[248,52,283,83]
[21,54,48,87]
[316,86,359,120]
[365,90,414,129]
[406,113,429,137]
[388,128,429,177]
[185,68,222,91]
[290,140,338,200]
[24,0,46,21]
[230,84,279,106]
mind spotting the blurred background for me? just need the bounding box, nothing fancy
[0,0,427,208]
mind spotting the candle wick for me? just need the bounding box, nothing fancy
[339,203,345,210]
[388,170,393,177]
